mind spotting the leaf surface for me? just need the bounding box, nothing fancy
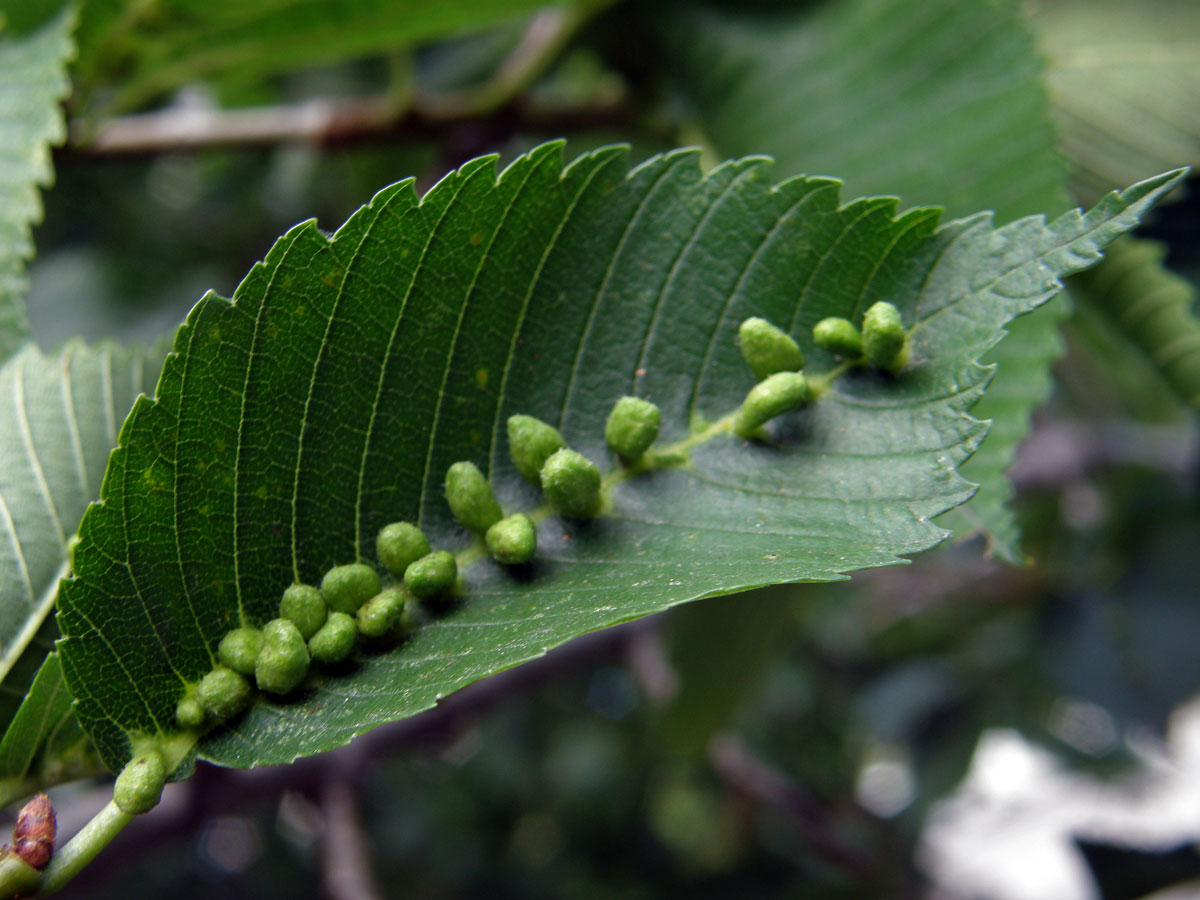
[0,651,97,805]
[0,342,165,721]
[0,8,73,358]
[56,143,1184,771]
[1071,236,1200,412]
[648,0,1072,560]
[1031,0,1200,206]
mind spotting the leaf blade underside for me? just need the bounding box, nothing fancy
[648,0,1073,561]
[56,144,1185,771]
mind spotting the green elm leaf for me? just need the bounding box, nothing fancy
[0,342,165,723]
[0,7,74,359]
[0,652,100,806]
[648,0,1073,560]
[55,143,1184,772]
[1070,236,1200,412]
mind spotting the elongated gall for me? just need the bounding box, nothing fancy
[255,618,310,695]
[812,317,863,357]
[445,461,503,533]
[114,750,166,815]
[738,317,804,379]
[862,301,907,369]
[308,612,357,663]
[734,371,810,438]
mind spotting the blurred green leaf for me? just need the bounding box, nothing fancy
[658,586,800,756]
[646,0,1072,561]
[40,0,586,115]
[0,651,100,805]
[0,7,73,358]
[56,142,1181,772]
[1070,236,1200,412]
[1031,0,1200,206]
[0,342,166,714]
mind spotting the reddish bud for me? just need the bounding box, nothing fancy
[12,793,55,869]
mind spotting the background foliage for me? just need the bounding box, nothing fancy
[0,0,1197,897]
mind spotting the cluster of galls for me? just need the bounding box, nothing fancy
[733,301,910,438]
[172,395,665,730]
[171,303,908,731]
[174,523,456,729]
[506,394,661,522]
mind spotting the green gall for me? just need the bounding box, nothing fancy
[217,626,263,676]
[486,514,537,565]
[357,588,413,639]
[376,521,430,576]
[738,317,804,379]
[175,696,207,729]
[734,371,811,438]
[445,461,504,533]
[507,414,567,483]
[605,396,661,462]
[113,750,166,815]
[540,448,601,518]
[280,584,327,640]
[812,317,863,357]
[196,665,254,720]
[404,551,458,600]
[862,301,908,369]
[320,563,381,614]
[308,611,358,664]
[255,618,310,695]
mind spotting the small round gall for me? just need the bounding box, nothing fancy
[308,611,358,664]
[485,514,537,565]
[507,414,567,483]
[376,521,430,576]
[320,563,381,614]
[404,551,458,600]
[196,665,253,720]
[540,448,601,518]
[279,584,327,640]
[445,461,504,533]
[605,396,661,462]
[217,627,263,676]
[175,696,207,730]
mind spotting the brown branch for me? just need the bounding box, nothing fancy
[707,733,923,896]
[708,733,874,873]
[68,93,633,157]
[71,2,628,157]
[319,780,382,900]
